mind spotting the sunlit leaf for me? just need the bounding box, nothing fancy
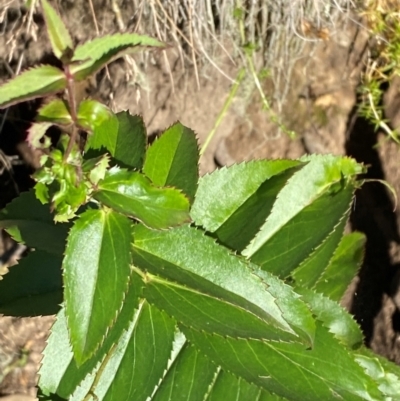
[143,122,199,202]
[0,65,66,108]
[37,99,72,125]
[94,168,191,229]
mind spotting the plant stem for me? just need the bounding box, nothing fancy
[200,68,245,157]
[64,65,79,161]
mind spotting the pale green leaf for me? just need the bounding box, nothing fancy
[143,122,199,202]
[0,250,62,316]
[70,33,164,81]
[315,232,366,301]
[94,168,191,229]
[291,216,347,289]
[37,99,72,125]
[63,208,132,364]
[132,224,315,345]
[0,65,66,108]
[41,0,73,61]
[0,190,69,255]
[184,322,383,401]
[39,276,143,399]
[191,160,302,232]
[27,122,52,149]
[245,184,354,278]
[243,155,364,266]
[69,301,176,401]
[295,287,363,349]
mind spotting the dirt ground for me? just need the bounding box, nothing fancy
[1,1,400,399]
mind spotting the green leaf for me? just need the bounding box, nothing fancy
[192,161,302,252]
[152,342,218,401]
[207,370,284,401]
[245,184,355,278]
[94,168,191,229]
[27,122,52,149]
[37,99,72,125]
[85,111,147,170]
[132,224,315,345]
[0,250,62,316]
[184,322,383,401]
[39,274,143,399]
[191,160,301,231]
[0,190,69,255]
[291,216,347,289]
[295,287,363,349]
[314,232,366,302]
[69,302,176,401]
[63,208,132,364]
[355,349,400,400]
[143,273,302,341]
[41,0,73,61]
[0,65,66,108]
[78,99,119,135]
[70,33,165,81]
[143,122,199,202]
[243,155,364,273]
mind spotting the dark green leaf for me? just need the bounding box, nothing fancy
[152,343,217,401]
[0,65,66,108]
[63,208,132,364]
[37,99,72,125]
[143,122,199,202]
[295,287,363,349]
[85,111,147,170]
[39,276,143,399]
[94,168,191,229]
[184,322,383,401]
[41,0,73,61]
[70,33,164,81]
[314,232,366,301]
[69,302,176,401]
[291,216,347,289]
[0,190,69,255]
[0,250,62,316]
[132,224,315,345]
[245,185,354,278]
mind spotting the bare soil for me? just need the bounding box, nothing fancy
[1,1,400,399]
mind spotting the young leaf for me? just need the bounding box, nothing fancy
[85,111,147,170]
[132,224,315,346]
[41,0,73,61]
[291,216,347,289]
[184,322,383,401]
[243,155,364,274]
[0,250,62,317]
[295,287,364,349]
[152,343,218,401]
[70,33,165,81]
[0,65,66,108]
[37,99,72,125]
[191,161,302,252]
[39,276,143,399]
[69,301,176,401]
[143,122,199,202]
[142,273,302,342]
[245,184,355,278]
[94,168,191,229]
[77,99,118,136]
[0,190,69,255]
[314,232,366,302]
[27,122,53,149]
[63,208,132,364]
